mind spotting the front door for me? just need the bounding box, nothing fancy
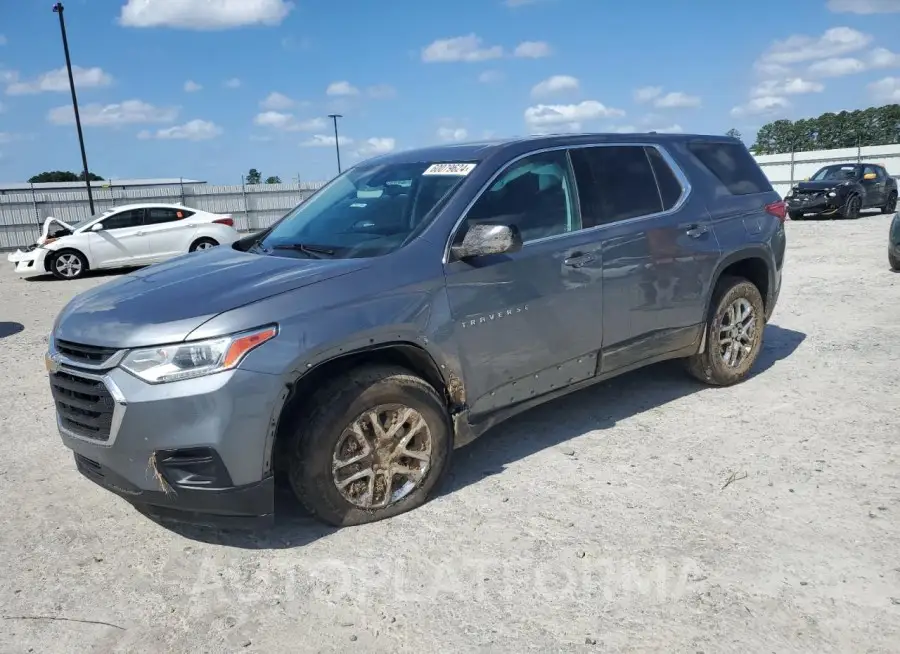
[142,206,197,260]
[443,149,605,418]
[87,208,150,267]
[861,164,885,208]
[567,144,720,371]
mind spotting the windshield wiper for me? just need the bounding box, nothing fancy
[270,243,335,258]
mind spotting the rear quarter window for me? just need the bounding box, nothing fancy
[688,141,772,196]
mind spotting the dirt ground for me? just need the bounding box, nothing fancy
[1,212,898,653]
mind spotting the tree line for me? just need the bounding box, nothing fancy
[28,171,104,183]
[245,168,281,185]
[747,103,900,155]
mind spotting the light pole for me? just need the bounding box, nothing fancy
[328,113,343,174]
[53,2,95,214]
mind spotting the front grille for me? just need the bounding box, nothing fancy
[55,339,119,366]
[50,371,115,441]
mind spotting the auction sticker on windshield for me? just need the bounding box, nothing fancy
[423,163,477,176]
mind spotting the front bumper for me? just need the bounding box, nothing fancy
[785,194,843,216]
[7,246,48,275]
[54,363,285,528]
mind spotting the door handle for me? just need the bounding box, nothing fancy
[563,252,596,268]
[686,224,709,238]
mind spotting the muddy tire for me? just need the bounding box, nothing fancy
[685,276,765,386]
[882,191,897,215]
[49,249,88,280]
[189,237,218,252]
[287,365,452,527]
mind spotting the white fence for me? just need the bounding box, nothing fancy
[0,181,325,250]
[754,143,900,197]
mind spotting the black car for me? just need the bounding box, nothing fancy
[784,163,898,220]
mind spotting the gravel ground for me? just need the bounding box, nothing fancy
[1,213,899,654]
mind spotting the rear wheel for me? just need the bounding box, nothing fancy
[882,191,897,214]
[49,249,88,280]
[685,276,765,386]
[287,365,452,527]
[189,237,218,252]
[841,194,861,220]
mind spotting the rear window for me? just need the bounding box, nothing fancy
[688,141,772,196]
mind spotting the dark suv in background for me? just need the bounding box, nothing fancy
[785,162,898,220]
[48,133,786,528]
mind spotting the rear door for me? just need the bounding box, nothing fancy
[568,144,720,371]
[86,208,150,267]
[142,206,197,260]
[443,148,606,417]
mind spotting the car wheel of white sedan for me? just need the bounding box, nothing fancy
[50,250,88,281]
[189,237,219,252]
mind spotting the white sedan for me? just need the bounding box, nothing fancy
[7,203,240,280]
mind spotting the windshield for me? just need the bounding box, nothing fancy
[810,165,860,182]
[258,161,476,258]
[71,209,114,231]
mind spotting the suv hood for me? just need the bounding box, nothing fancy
[54,246,370,348]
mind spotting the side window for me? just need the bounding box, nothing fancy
[863,164,878,179]
[456,150,578,244]
[687,141,772,196]
[645,146,684,210]
[101,209,144,230]
[569,145,663,228]
[145,207,190,225]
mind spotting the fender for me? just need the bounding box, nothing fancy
[705,245,776,313]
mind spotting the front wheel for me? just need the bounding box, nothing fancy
[287,365,452,527]
[685,276,765,386]
[841,194,861,220]
[50,250,88,280]
[189,237,218,252]
[789,211,803,221]
[882,191,897,215]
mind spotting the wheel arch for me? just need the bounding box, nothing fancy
[267,340,463,478]
[706,248,774,317]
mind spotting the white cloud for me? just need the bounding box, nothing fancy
[634,86,662,103]
[437,127,469,142]
[326,80,359,96]
[367,84,396,99]
[531,75,579,98]
[183,80,202,92]
[751,77,824,96]
[478,70,504,83]
[524,100,625,131]
[654,91,701,108]
[223,77,242,88]
[421,34,504,63]
[807,57,866,77]
[119,0,293,30]
[827,0,900,13]
[869,76,900,101]
[301,134,353,147]
[6,66,112,95]
[47,99,178,126]
[260,91,295,110]
[730,96,791,117]
[140,119,222,141]
[869,47,900,69]
[757,27,871,67]
[514,41,552,58]
[356,137,396,157]
[254,111,325,131]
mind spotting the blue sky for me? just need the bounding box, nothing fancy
[1,0,899,184]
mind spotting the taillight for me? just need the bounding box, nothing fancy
[213,216,234,227]
[765,200,788,223]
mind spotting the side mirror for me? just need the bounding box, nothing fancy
[863,172,877,180]
[450,222,523,261]
[91,222,104,231]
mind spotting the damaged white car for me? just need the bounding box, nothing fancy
[7,202,240,280]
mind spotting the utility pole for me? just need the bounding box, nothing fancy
[328,114,343,174]
[53,2,95,214]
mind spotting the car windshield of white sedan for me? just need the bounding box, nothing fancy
[811,165,859,181]
[258,161,475,259]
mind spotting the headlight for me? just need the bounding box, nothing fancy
[828,191,837,197]
[120,325,277,383]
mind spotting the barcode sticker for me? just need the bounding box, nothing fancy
[423,162,477,176]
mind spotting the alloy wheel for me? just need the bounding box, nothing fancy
[332,404,432,509]
[55,253,82,278]
[718,297,757,368]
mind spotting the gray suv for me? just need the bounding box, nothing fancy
[47,133,786,528]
